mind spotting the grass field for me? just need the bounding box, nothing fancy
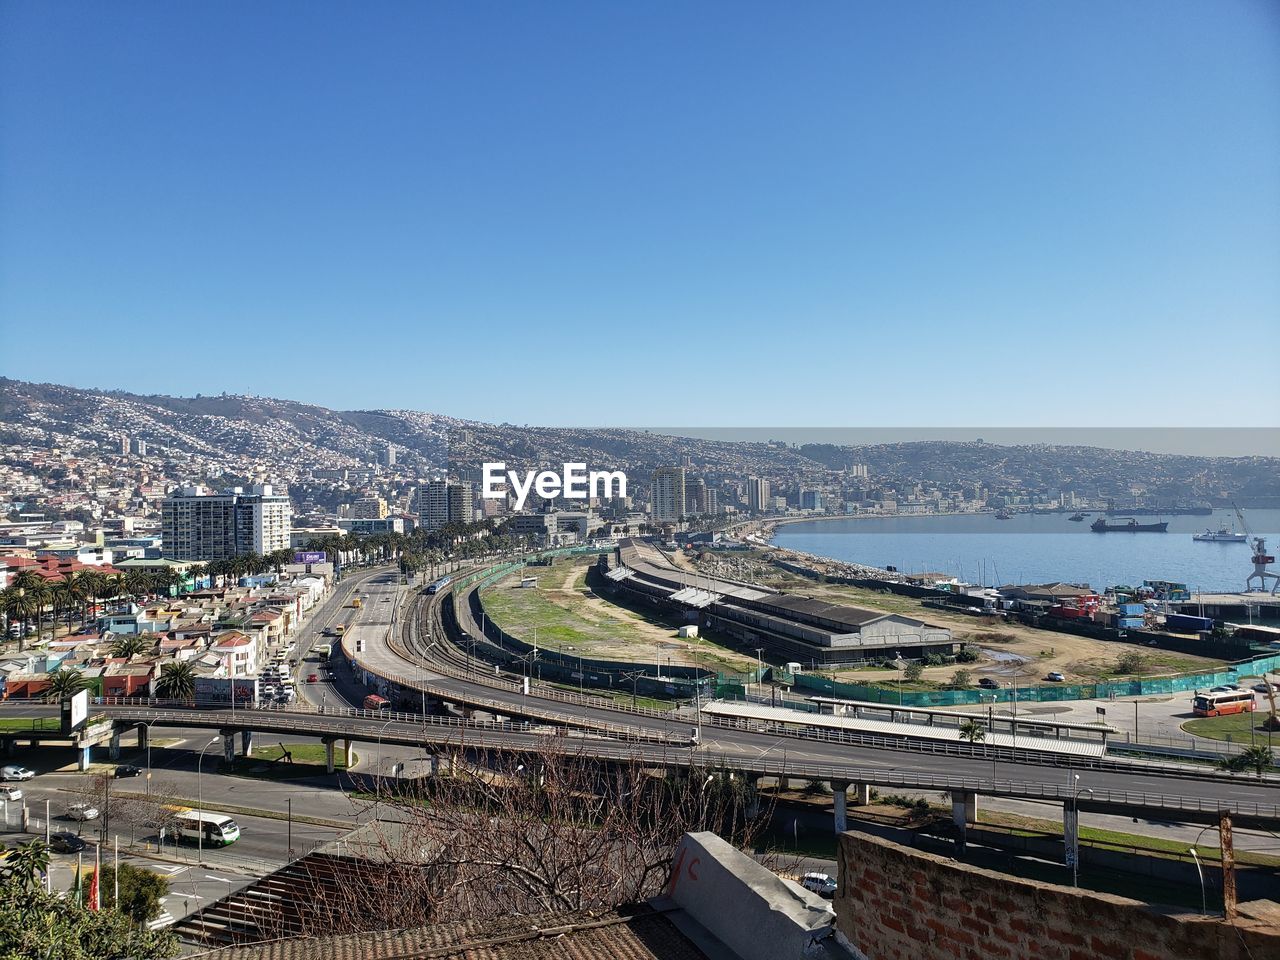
[225,742,353,781]
[479,558,758,675]
[1182,710,1280,744]
[0,716,63,733]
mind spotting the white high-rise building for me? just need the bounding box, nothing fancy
[162,483,292,560]
[418,480,473,531]
[747,477,771,514]
[651,467,686,522]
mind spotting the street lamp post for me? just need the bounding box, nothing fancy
[196,737,220,863]
[1189,847,1207,915]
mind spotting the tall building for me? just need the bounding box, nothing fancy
[746,477,771,514]
[162,483,291,560]
[417,480,473,531]
[383,444,397,467]
[685,477,707,515]
[130,438,147,456]
[651,467,687,522]
[119,435,130,455]
[352,496,388,519]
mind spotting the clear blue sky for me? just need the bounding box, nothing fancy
[1,1,1277,428]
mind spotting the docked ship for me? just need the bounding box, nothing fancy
[1193,526,1248,543]
[1068,512,1086,522]
[1091,517,1168,533]
[995,509,1012,520]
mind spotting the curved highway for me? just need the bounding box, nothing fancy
[333,561,1280,823]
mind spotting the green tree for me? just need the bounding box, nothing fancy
[1219,745,1274,780]
[45,668,88,702]
[903,661,924,683]
[950,669,973,689]
[110,634,151,659]
[1115,652,1144,675]
[154,661,196,701]
[100,862,168,923]
[0,884,177,959]
[1,839,50,892]
[123,570,155,599]
[958,718,987,745]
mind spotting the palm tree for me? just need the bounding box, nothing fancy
[187,564,208,589]
[10,574,51,652]
[124,569,155,601]
[45,668,87,702]
[959,719,987,745]
[1220,745,1274,780]
[155,661,196,701]
[2,839,50,892]
[110,634,151,659]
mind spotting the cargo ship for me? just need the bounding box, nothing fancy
[1090,517,1168,533]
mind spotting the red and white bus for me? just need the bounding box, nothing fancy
[1191,689,1256,717]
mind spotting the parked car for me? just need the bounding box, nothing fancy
[50,832,86,854]
[1,765,35,782]
[978,678,1000,690]
[115,764,143,779]
[1045,672,1065,682]
[1253,681,1280,693]
[0,786,23,802]
[801,872,837,898]
[1210,684,1239,693]
[67,803,100,822]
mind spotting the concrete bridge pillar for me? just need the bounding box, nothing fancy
[343,739,354,768]
[850,782,872,806]
[324,739,336,774]
[136,724,148,750]
[222,732,236,766]
[109,732,121,761]
[77,745,91,771]
[240,730,254,757]
[832,781,850,834]
[952,790,978,853]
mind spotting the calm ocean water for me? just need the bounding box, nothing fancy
[770,508,1280,594]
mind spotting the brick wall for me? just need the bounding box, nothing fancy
[836,830,1280,960]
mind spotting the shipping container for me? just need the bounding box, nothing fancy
[1165,613,1214,633]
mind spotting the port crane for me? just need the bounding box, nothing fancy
[1237,504,1280,595]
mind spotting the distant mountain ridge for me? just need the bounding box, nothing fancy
[1,378,1277,502]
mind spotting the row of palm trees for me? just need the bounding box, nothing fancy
[0,517,534,654]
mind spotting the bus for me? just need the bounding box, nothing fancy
[1191,689,1256,717]
[426,576,453,595]
[363,693,390,711]
[173,810,240,846]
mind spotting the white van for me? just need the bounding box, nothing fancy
[173,810,240,846]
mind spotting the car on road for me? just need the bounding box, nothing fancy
[978,678,1000,690]
[306,673,319,683]
[1,765,35,782]
[1253,681,1280,693]
[1045,671,1065,682]
[67,803,100,821]
[0,785,23,802]
[115,764,143,779]
[1210,684,1239,693]
[801,872,837,897]
[50,832,86,854]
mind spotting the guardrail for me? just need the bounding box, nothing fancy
[97,698,690,749]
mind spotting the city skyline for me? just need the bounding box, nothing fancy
[2,2,1277,426]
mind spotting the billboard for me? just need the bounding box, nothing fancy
[61,688,89,734]
[294,551,327,564]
